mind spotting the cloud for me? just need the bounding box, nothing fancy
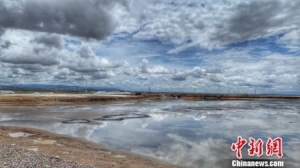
[277,29,300,52]
[32,34,63,49]
[189,67,207,78]
[121,59,169,81]
[63,45,121,73]
[53,69,72,80]
[171,70,189,81]
[102,47,300,92]
[123,61,138,76]
[0,0,299,93]
[9,64,51,73]
[122,0,300,52]
[140,59,149,73]
[0,27,4,36]
[136,75,148,80]
[170,67,223,82]
[140,59,169,74]
[76,45,98,59]
[1,40,12,49]
[0,30,124,84]
[211,0,283,45]
[0,31,69,82]
[210,77,222,83]
[0,0,123,40]
[148,65,169,74]
[206,69,222,74]
[92,71,115,79]
[279,29,300,45]
[0,46,60,66]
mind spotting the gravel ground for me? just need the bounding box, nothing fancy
[0,143,93,168]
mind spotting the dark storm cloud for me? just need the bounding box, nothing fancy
[32,34,63,49]
[65,66,100,74]
[53,70,78,80]
[211,0,300,44]
[241,82,274,88]
[11,69,32,76]
[206,69,222,74]
[0,52,59,66]
[0,0,123,40]
[1,40,11,49]
[0,27,4,36]
[210,77,222,83]
[92,72,114,79]
[171,76,187,81]
[9,64,48,73]
[53,75,67,80]
[1,57,59,66]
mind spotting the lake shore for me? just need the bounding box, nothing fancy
[0,126,180,168]
[0,92,299,106]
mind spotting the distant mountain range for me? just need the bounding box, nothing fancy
[0,84,122,92]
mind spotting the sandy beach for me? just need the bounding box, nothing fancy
[0,126,179,168]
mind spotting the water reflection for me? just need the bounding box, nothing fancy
[0,100,300,168]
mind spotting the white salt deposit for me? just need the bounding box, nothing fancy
[93,91,131,95]
[8,132,33,138]
[0,90,15,94]
[113,155,127,158]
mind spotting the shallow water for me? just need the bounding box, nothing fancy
[0,100,300,168]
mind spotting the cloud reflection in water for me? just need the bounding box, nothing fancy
[0,100,299,167]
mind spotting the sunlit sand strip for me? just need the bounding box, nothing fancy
[0,126,180,168]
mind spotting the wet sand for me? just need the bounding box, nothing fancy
[0,126,179,168]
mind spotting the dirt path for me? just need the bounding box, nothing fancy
[0,126,180,168]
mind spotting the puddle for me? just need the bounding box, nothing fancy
[33,139,56,145]
[93,114,150,121]
[62,119,91,124]
[1,100,300,168]
[113,155,127,158]
[27,147,38,152]
[8,132,33,138]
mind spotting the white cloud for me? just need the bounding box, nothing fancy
[0,0,299,93]
[136,75,148,80]
[149,65,169,74]
[62,45,121,74]
[116,0,300,52]
[277,29,300,52]
[0,30,122,84]
[120,59,170,81]
[171,70,189,81]
[140,59,169,74]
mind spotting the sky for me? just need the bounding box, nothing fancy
[0,0,300,94]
